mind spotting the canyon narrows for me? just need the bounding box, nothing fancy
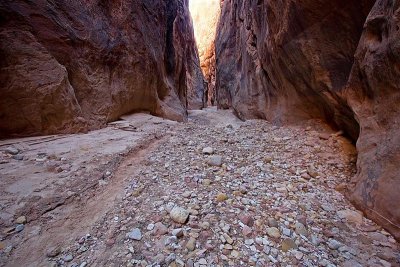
[0,0,399,266]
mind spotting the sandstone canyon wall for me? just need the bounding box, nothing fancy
[0,0,205,137]
[216,0,400,240]
[189,0,221,105]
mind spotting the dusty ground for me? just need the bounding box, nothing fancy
[0,108,399,267]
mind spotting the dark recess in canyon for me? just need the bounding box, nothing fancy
[215,0,400,240]
[0,0,205,138]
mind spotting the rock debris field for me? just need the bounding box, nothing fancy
[0,108,399,267]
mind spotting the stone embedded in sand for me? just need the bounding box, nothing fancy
[216,193,228,202]
[207,155,223,167]
[337,209,363,225]
[127,228,142,241]
[281,238,297,252]
[170,206,190,224]
[202,147,214,155]
[266,227,281,238]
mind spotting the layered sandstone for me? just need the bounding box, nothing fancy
[0,0,205,137]
[216,0,400,239]
[189,0,221,105]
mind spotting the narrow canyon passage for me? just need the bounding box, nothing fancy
[0,109,398,266]
[1,0,400,266]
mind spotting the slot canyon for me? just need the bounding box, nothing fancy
[0,0,399,266]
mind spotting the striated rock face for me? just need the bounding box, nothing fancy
[216,0,400,239]
[0,0,205,137]
[346,0,400,241]
[189,0,221,106]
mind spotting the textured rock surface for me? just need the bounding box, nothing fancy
[0,0,204,137]
[189,0,221,105]
[345,0,400,241]
[215,0,400,240]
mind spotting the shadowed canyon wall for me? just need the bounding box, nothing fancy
[0,0,205,137]
[216,0,400,240]
[189,0,221,106]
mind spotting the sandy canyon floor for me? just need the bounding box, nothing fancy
[0,108,399,267]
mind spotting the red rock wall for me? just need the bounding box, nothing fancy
[216,0,400,239]
[0,0,205,137]
[346,0,400,241]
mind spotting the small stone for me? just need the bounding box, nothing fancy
[170,206,190,224]
[15,216,27,224]
[295,222,308,236]
[264,157,273,164]
[200,221,210,230]
[15,224,24,232]
[63,254,74,262]
[239,214,254,226]
[216,193,228,202]
[172,228,184,238]
[202,179,211,185]
[182,191,192,198]
[186,237,196,251]
[12,155,24,160]
[281,238,297,252]
[147,223,155,231]
[230,250,240,258]
[79,262,88,267]
[268,218,279,227]
[207,155,223,167]
[327,239,342,250]
[242,225,253,236]
[127,228,142,241]
[153,222,168,236]
[46,247,61,258]
[307,166,318,178]
[0,242,5,250]
[202,147,214,155]
[5,146,19,155]
[337,209,363,225]
[266,227,280,238]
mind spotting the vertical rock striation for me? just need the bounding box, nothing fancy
[216,0,400,239]
[0,0,205,137]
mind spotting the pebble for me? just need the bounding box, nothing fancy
[5,146,19,155]
[170,206,189,224]
[266,227,281,238]
[281,238,297,252]
[295,222,308,236]
[127,228,142,241]
[216,192,228,202]
[202,147,214,155]
[15,224,24,232]
[337,209,363,225]
[186,237,196,251]
[207,155,223,167]
[172,228,184,238]
[327,239,342,250]
[153,222,168,236]
[15,216,27,224]
[63,254,74,262]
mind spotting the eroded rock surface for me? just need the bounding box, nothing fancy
[345,0,400,241]
[0,0,205,137]
[215,0,400,240]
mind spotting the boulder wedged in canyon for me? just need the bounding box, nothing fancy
[190,0,221,106]
[216,0,400,239]
[345,0,400,241]
[0,0,205,137]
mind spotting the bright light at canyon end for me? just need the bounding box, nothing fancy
[189,0,220,58]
